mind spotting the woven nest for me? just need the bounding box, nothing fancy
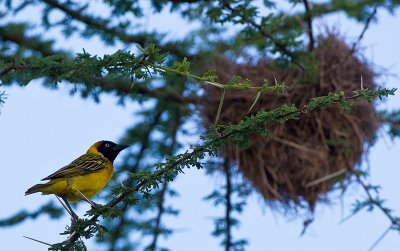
[199,34,380,212]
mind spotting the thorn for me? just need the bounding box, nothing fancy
[306,169,347,187]
[130,76,135,90]
[23,236,52,246]
[67,231,78,241]
[247,91,261,114]
[361,75,364,90]
[214,89,226,126]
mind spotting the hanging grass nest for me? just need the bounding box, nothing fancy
[199,34,380,212]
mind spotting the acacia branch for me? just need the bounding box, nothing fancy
[0,61,194,105]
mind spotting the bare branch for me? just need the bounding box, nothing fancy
[351,6,378,53]
[223,157,232,251]
[302,0,314,51]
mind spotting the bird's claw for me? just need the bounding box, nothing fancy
[70,212,79,222]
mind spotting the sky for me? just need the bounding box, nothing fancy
[1,2,400,251]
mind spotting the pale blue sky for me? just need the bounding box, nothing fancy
[0,3,399,251]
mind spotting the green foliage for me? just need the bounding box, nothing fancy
[355,87,397,102]
[49,239,87,251]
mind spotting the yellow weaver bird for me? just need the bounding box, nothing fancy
[25,140,129,219]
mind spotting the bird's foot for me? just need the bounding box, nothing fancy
[70,211,79,222]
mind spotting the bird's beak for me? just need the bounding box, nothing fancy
[112,144,129,152]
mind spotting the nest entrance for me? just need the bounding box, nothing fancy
[200,34,379,212]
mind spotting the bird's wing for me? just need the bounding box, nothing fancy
[41,154,108,180]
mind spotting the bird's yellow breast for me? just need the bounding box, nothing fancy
[40,163,113,202]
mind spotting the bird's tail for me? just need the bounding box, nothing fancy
[25,183,50,195]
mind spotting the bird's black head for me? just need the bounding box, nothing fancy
[97,140,129,162]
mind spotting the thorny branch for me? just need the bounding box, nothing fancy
[60,88,395,248]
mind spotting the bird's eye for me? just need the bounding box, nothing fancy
[105,143,110,147]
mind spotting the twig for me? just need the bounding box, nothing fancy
[223,157,232,251]
[146,181,169,251]
[351,170,400,251]
[367,226,392,251]
[300,217,314,236]
[153,63,286,95]
[338,210,359,225]
[351,6,378,53]
[353,171,400,227]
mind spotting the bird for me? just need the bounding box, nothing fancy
[25,140,129,219]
